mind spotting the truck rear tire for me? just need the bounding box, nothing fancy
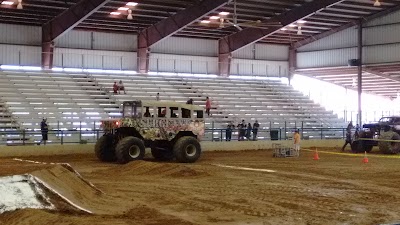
[379,131,400,154]
[95,134,116,162]
[151,148,174,161]
[351,140,373,153]
[173,136,201,163]
[115,137,145,164]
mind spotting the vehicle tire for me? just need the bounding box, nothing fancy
[151,148,174,161]
[379,131,400,154]
[351,140,373,153]
[115,136,145,164]
[94,134,116,162]
[173,136,201,163]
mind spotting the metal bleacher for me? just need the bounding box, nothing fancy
[0,70,346,143]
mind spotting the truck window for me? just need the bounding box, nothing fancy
[123,102,141,118]
[195,110,203,119]
[158,107,167,118]
[143,106,155,118]
[170,107,179,118]
[182,108,191,118]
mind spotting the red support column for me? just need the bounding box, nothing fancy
[137,32,150,73]
[218,37,231,77]
[41,41,54,70]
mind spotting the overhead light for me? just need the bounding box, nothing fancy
[210,16,220,20]
[17,0,22,9]
[118,7,128,10]
[127,9,133,20]
[200,20,211,24]
[297,26,302,35]
[374,0,381,6]
[126,2,138,6]
[110,12,121,15]
[1,1,14,5]
[280,27,287,31]
[219,12,230,16]
[288,24,297,27]
[297,20,307,24]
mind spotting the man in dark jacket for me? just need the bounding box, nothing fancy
[226,123,233,141]
[342,121,354,151]
[38,118,48,145]
[253,120,260,141]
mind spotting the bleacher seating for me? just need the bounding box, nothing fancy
[0,70,346,142]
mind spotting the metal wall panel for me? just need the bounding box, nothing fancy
[365,9,400,27]
[151,37,218,57]
[297,48,357,68]
[232,44,255,59]
[297,27,358,52]
[0,44,41,66]
[93,32,137,51]
[55,30,92,49]
[0,24,41,45]
[149,53,218,74]
[364,43,400,64]
[364,23,400,46]
[53,48,136,70]
[255,44,289,61]
[230,58,289,77]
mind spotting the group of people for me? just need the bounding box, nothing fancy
[113,80,126,94]
[225,120,260,141]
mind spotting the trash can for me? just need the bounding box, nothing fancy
[270,130,279,141]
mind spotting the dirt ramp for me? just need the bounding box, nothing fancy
[111,161,209,178]
[30,164,111,215]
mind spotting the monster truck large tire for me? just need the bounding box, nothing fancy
[351,140,373,153]
[95,134,116,162]
[151,148,174,161]
[115,136,145,164]
[379,131,400,154]
[173,136,201,163]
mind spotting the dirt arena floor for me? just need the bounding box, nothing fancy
[1,148,400,225]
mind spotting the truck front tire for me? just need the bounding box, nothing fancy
[379,131,400,154]
[173,136,201,163]
[95,134,116,162]
[115,136,145,164]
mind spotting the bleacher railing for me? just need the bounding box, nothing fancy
[0,127,348,146]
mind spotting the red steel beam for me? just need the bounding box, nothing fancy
[137,0,230,73]
[292,4,400,49]
[218,0,345,76]
[41,0,111,69]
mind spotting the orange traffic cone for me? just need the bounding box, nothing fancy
[362,151,369,164]
[313,148,320,160]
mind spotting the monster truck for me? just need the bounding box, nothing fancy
[351,116,400,154]
[95,100,205,164]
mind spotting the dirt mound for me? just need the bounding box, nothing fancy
[110,161,209,178]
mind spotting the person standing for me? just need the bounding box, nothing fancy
[205,97,211,117]
[237,120,246,141]
[246,123,252,140]
[156,93,160,101]
[38,118,48,145]
[226,124,232,141]
[342,121,354,151]
[253,120,260,141]
[293,130,301,156]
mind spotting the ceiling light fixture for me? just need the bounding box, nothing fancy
[297,26,302,35]
[126,2,138,6]
[374,0,381,7]
[281,27,287,31]
[219,12,230,16]
[118,7,128,10]
[288,24,296,27]
[127,9,133,20]
[200,20,211,24]
[1,1,14,5]
[110,12,121,15]
[210,16,220,20]
[297,20,307,24]
[17,0,22,9]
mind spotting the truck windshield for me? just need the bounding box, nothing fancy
[123,102,141,118]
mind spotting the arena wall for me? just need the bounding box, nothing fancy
[0,140,343,158]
